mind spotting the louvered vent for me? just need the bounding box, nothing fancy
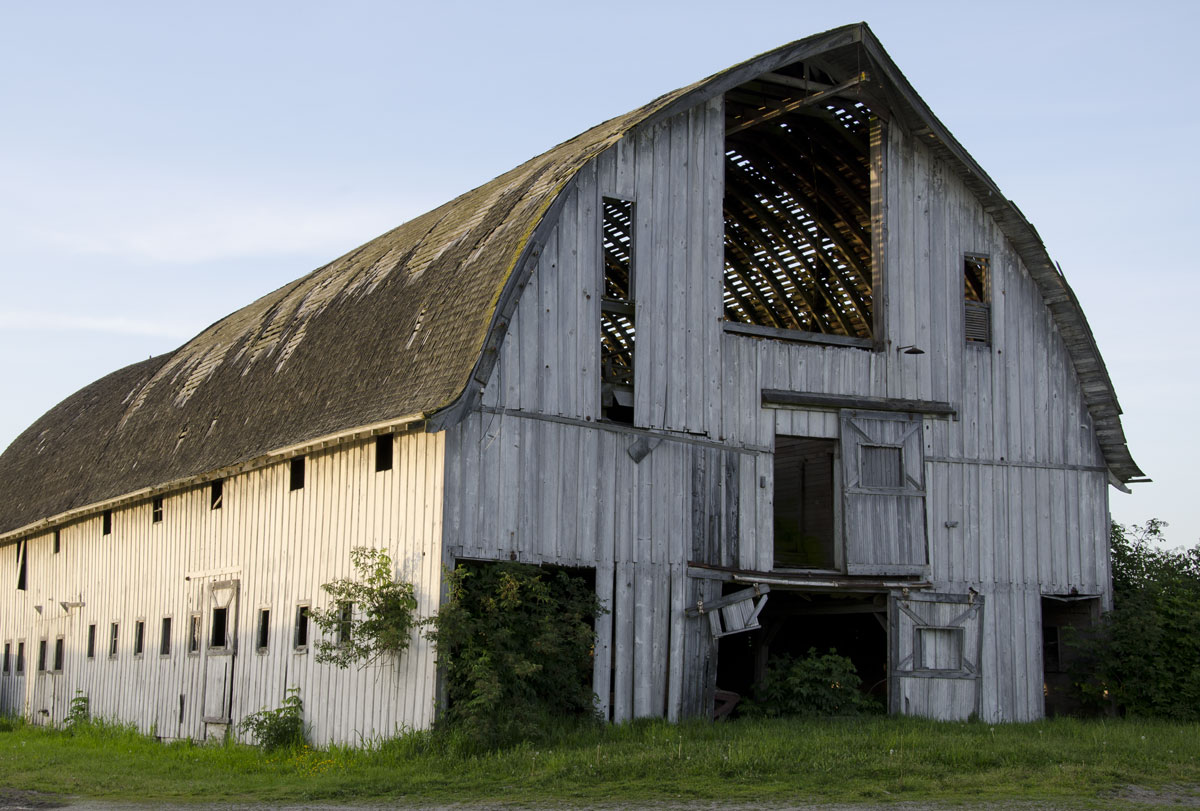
[965,302,991,344]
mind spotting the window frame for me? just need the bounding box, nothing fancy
[108,622,119,658]
[160,617,173,657]
[294,604,311,652]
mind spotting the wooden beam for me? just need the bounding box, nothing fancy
[727,72,868,135]
[762,389,956,417]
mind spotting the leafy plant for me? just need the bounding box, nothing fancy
[65,690,89,731]
[1068,520,1200,718]
[239,687,306,751]
[311,547,418,668]
[424,562,603,749]
[741,648,880,718]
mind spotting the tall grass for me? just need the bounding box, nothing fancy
[0,715,1197,805]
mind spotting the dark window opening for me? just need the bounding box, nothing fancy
[16,540,26,591]
[860,445,903,489]
[37,640,46,672]
[289,457,306,491]
[152,497,163,524]
[2,642,8,673]
[160,617,172,656]
[210,607,228,649]
[375,434,394,472]
[102,510,112,536]
[336,602,353,646]
[210,479,224,510]
[914,626,964,671]
[294,605,310,649]
[964,253,991,345]
[723,70,875,339]
[108,623,119,657]
[53,530,60,554]
[601,197,636,424]
[133,620,145,657]
[256,609,270,651]
[53,637,64,672]
[16,642,25,673]
[774,437,838,569]
[86,625,96,659]
[188,614,201,654]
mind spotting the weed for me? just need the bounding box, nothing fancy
[238,687,306,751]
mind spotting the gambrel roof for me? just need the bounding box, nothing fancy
[0,23,1140,538]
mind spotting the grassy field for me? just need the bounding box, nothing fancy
[1,714,1198,807]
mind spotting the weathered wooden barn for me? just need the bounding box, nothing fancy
[0,23,1141,740]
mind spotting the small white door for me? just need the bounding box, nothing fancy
[201,580,239,723]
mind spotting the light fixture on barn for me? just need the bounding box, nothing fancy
[897,344,925,355]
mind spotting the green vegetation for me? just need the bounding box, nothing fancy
[742,648,882,718]
[0,715,1197,806]
[238,687,307,752]
[309,547,419,668]
[424,561,603,749]
[1069,520,1200,718]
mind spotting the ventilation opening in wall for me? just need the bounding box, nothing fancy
[964,253,991,345]
[1042,594,1099,717]
[723,61,875,340]
[774,437,838,569]
[210,479,223,510]
[600,197,636,424]
[289,457,306,491]
[375,434,394,472]
[102,510,112,535]
[16,540,26,591]
[716,589,888,716]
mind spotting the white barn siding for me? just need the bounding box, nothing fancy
[0,431,444,743]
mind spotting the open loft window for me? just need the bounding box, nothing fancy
[964,253,991,346]
[774,437,838,569]
[375,434,394,472]
[289,456,305,491]
[600,197,636,423]
[723,62,876,343]
[210,479,224,510]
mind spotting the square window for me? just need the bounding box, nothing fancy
[916,626,964,671]
[861,445,903,489]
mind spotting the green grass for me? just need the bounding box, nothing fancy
[1,715,1198,807]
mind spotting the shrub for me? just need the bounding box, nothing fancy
[311,547,419,668]
[65,690,89,731]
[1068,520,1200,718]
[741,648,880,718]
[424,562,603,749]
[238,687,307,751]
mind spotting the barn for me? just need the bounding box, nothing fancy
[0,23,1141,741]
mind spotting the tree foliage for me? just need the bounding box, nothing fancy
[424,562,603,749]
[1068,520,1200,718]
[741,648,881,718]
[310,547,418,668]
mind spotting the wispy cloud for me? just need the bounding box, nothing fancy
[0,312,193,339]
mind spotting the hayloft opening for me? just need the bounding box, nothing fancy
[600,197,636,424]
[723,63,876,341]
[210,479,223,510]
[716,589,888,713]
[774,437,838,569]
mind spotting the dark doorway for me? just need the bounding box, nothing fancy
[716,588,888,712]
[774,437,838,569]
[1042,595,1100,717]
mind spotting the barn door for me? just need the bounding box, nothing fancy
[890,590,983,720]
[201,580,239,724]
[840,410,927,575]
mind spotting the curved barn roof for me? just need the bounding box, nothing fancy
[0,23,1140,538]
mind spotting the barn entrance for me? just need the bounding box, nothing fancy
[715,587,889,714]
[1041,594,1100,717]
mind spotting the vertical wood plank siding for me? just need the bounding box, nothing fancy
[0,432,444,742]
[462,104,1110,724]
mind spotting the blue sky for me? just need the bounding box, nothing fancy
[1,1,1197,546]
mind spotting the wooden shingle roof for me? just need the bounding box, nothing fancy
[0,23,1139,538]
